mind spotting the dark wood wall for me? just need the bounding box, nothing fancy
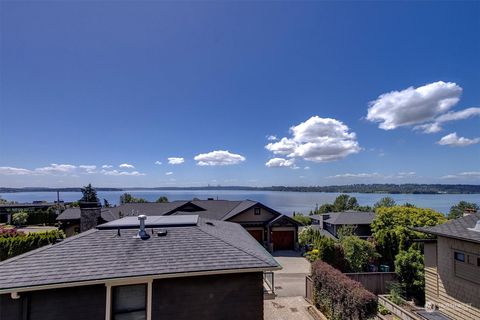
[152,272,264,320]
[0,284,106,320]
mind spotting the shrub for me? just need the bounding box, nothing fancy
[292,213,312,225]
[0,228,64,261]
[395,247,425,305]
[12,211,28,226]
[311,260,377,320]
[341,236,380,272]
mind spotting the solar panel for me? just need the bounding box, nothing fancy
[97,215,199,229]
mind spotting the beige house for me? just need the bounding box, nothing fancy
[417,212,480,320]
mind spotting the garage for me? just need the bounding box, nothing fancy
[271,231,294,250]
[247,229,263,244]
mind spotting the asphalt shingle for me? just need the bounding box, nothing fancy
[415,213,480,244]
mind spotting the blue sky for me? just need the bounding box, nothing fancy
[0,1,479,187]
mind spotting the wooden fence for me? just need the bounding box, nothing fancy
[345,272,396,295]
[305,272,396,302]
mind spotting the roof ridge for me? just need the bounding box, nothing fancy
[197,222,277,267]
[0,229,98,267]
[220,200,256,220]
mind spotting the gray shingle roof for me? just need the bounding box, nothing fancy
[312,211,376,225]
[415,213,480,244]
[0,216,280,292]
[56,208,120,222]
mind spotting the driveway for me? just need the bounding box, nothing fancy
[264,296,314,320]
[273,250,310,297]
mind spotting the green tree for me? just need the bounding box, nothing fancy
[80,184,99,203]
[395,247,425,304]
[341,236,380,272]
[12,211,29,226]
[156,196,169,203]
[315,203,335,214]
[292,213,311,225]
[120,193,148,204]
[374,197,396,210]
[371,206,446,267]
[448,201,479,220]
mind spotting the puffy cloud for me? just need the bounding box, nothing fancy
[441,171,480,179]
[267,135,277,141]
[266,116,360,163]
[79,165,97,174]
[367,81,462,130]
[102,164,113,169]
[194,150,246,166]
[165,172,173,175]
[435,107,480,123]
[168,157,185,165]
[102,169,145,176]
[265,158,296,168]
[119,163,135,169]
[35,164,77,174]
[437,132,480,147]
[0,167,33,175]
[155,161,162,165]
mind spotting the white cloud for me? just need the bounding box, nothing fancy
[367,81,462,130]
[102,169,145,176]
[79,165,97,174]
[329,171,416,179]
[267,135,277,141]
[437,132,480,147]
[0,167,33,175]
[329,172,382,179]
[168,157,185,165]
[413,122,443,134]
[165,171,173,175]
[155,161,162,165]
[35,164,77,175]
[304,166,310,170]
[435,107,480,123]
[441,171,480,179]
[102,164,113,169]
[194,150,246,166]
[119,163,135,169]
[265,158,296,168]
[266,116,360,162]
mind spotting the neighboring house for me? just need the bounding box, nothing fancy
[57,199,301,251]
[56,207,119,236]
[416,212,480,320]
[0,215,280,320]
[310,211,375,239]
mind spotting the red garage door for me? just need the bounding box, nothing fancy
[247,229,263,244]
[272,231,294,250]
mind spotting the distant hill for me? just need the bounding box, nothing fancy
[1,184,479,194]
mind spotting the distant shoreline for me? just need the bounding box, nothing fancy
[1,184,480,194]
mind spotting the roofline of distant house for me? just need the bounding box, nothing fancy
[413,227,480,245]
[0,265,281,295]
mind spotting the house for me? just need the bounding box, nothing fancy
[57,199,301,251]
[0,215,281,320]
[415,212,480,320]
[309,211,376,239]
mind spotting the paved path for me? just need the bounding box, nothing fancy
[273,250,310,297]
[264,296,314,320]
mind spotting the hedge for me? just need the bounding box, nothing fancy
[311,260,377,320]
[0,228,64,261]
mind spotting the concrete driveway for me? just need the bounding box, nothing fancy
[273,250,310,297]
[264,296,314,320]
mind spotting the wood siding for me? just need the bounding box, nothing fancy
[151,273,264,320]
[425,237,480,320]
[0,285,106,320]
[229,207,276,223]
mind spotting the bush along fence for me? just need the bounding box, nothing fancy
[0,228,64,261]
[311,260,378,320]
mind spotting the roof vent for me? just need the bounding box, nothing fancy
[157,229,167,237]
[134,215,150,240]
[467,220,480,233]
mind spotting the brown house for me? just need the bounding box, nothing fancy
[416,212,480,320]
[0,215,280,320]
[57,199,301,251]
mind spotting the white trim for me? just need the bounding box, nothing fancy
[105,279,152,320]
[0,266,280,295]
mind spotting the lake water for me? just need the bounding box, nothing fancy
[1,190,479,215]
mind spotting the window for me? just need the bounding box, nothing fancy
[254,207,261,215]
[454,252,465,262]
[111,284,147,320]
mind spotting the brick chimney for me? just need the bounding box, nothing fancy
[79,202,101,232]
